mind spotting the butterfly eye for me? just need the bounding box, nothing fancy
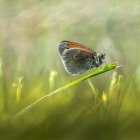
[66,47,69,49]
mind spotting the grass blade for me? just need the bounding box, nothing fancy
[13,63,120,118]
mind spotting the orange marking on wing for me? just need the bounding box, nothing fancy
[62,40,92,51]
[61,41,97,55]
[69,44,91,51]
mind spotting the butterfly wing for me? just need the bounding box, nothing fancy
[58,41,96,55]
[58,41,97,75]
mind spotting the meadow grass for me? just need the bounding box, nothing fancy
[0,0,140,139]
[13,63,119,118]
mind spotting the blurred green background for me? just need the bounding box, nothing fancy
[0,0,140,139]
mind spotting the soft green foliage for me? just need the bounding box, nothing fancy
[0,0,140,140]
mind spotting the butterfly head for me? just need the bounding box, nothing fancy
[97,52,106,65]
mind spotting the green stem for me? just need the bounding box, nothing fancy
[13,63,120,118]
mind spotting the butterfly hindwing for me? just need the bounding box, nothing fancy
[60,48,95,75]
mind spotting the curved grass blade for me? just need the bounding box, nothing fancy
[13,63,120,118]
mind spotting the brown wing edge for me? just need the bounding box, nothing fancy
[61,40,97,55]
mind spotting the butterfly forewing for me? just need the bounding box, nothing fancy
[60,41,96,55]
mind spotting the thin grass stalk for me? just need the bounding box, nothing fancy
[13,63,120,119]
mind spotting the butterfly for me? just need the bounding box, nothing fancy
[58,41,105,75]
